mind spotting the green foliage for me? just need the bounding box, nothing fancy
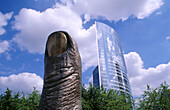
[0,82,169,110]
[0,87,40,110]
[137,81,170,110]
[82,83,134,110]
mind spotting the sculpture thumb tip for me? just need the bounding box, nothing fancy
[47,31,68,57]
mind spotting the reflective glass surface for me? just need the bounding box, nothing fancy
[95,22,132,95]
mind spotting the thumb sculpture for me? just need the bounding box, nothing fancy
[39,31,82,110]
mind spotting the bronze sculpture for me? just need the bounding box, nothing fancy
[39,31,82,110]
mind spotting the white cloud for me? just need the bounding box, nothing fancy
[89,75,93,84]
[12,7,82,54]
[156,11,162,15]
[166,36,170,40]
[12,5,97,71]
[5,52,11,60]
[83,75,93,89]
[0,40,9,53]
[124,52,170,96]
[34,58,40,62]
[12,0,164,71]
[0,72,43,94]
[83,83,90,89]
[83,14,91,23]
[0,12,13,35]
[72,0,163,21]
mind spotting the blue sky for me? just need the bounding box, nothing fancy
[0,0,169,97]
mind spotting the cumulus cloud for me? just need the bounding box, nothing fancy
[0,72,43,94]
[72,0,163,21]
[124,52,170,96]
[5,52,12,60]
[0,40,9,53]
[155,11,162,15]
[82,75,93,89]
[12,0,163,71]
[89,75,93,83]
[12,5,97,71]
[0,12,13,35]
[166,36,170,40]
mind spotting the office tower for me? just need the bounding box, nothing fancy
[93,22,132,95]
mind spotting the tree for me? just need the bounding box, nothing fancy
[0,88,12,110]
[27,87,41,110]
[82,83,134,110]
[0,87,40,110]
[2,82,169,110]
[137,81,170,110]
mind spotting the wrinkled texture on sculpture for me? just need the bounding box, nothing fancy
[39,31,82,110]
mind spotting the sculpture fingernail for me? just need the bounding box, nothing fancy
[47,32,68,57]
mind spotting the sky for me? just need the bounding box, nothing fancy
[0,0,169,97]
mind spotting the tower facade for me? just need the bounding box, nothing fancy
[93,22,131,95]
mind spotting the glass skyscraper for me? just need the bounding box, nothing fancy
[93,22,132,95]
